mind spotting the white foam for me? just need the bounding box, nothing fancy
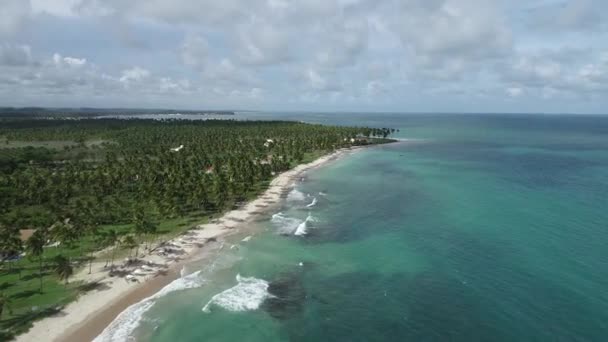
[202,274,271,313]
[294,219,308,236]
[241,236,252,242]
[271,212,303,235]
[286,189,306,202]
[306,197,318,208]
[294,213,316,236]
[93,271,205,342]
[319,192,327,196]
[272,212,317,236]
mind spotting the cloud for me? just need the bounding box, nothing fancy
[119,66,151,83]
[234,21,291,66]
[159,77,191,93]
[0,0,31,36]
[526,0,608,32]
[506,87,523,97]
[31,0,79,17]
[499,47,608,99]
[180,34,208,69]
[53,53,87,68]
[0,44,34,66]
[393,0,512,79]
[314,19,369,68]
[0,0,607,112]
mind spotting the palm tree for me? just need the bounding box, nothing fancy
[26,229,46,292]
[105,229,118,269]
[0,292,12,319]
[51,220,78,252]
[132,206,158,254]
[0,225,22,273]
[53,255,73,285]
[121,235,137,259]
[90,233,107,274]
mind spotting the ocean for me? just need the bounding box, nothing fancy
[98,113,608,341]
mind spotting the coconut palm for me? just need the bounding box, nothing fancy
[0,292,12,319]
[0,225,22,273]
[132,206,157,252]
[26,228,46,292]
[51,220,78,251]
[105,229,118,269]
[53,255,73,285]
[121,235,137,259]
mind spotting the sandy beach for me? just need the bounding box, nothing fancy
[15,146,361,342]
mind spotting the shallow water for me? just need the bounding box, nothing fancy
[104,113,608,342]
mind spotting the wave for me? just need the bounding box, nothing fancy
[318,191,327,197]
[286,189,306,202]
[271,212,303,235]
[93,271,205,342]
[202,274,271,313]
[306,197,318,208]
[294,213,316,236]
[273,212,316,236]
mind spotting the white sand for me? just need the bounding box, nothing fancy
[16,146,360,342]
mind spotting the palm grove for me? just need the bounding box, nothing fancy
[0,118,393,335]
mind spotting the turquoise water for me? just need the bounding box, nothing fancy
[102,114,608,341]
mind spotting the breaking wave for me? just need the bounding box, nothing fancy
[94,271,205,342]
[294,213,316,236]
[272,212,303,235]
[306,197,318,208]
[286,189,306,202]
[202,274,271,313]
[272,212,317,236]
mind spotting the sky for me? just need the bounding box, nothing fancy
[0,0,607,114]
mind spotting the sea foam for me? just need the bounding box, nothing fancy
[93,271,204,342]
[306,197,318,208]
[271,212,303,235]
[272,212,316,236]
[294,213,316,236]
[202,274,271,313]
[286,189,306,202]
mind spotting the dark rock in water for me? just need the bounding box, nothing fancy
[262,272,307,320]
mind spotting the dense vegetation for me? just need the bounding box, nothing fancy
[0,118,394,338]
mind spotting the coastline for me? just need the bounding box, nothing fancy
[15,146,364,342]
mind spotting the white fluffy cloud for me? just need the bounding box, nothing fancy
[53,53,87,68]
[119,66,150,83]
[1,0,607,112]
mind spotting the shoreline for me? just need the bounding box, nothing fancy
[16,146,364,342]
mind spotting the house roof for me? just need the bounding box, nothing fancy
[19,229,36,242]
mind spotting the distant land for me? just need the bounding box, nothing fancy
[0,107,236,118]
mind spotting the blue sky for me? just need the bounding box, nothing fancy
[1,0,607,113]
